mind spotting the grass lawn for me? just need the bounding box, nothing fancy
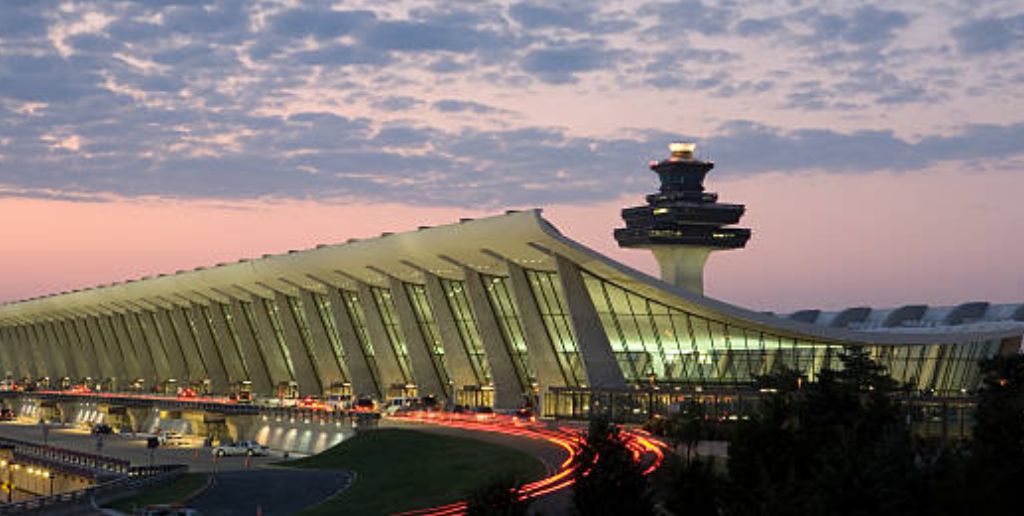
[105,472,209,513]
[283,428,546,515]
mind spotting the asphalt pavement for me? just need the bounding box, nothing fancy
[190,469,353,515]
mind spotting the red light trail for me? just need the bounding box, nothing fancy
[391,411,667,516]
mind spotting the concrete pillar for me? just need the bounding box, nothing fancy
[72,319,102,379]
[555,255,626,389]
[167,307,208,382]
[44,321,74,380]
[227,299,274,395]
[325,287,381,399]
[95,315,128,380]
[58,320,89,380]
[205,303,248,386]
[248,297,294,386]
[25,324,51,379]
[18,325,45,379]
[463,268,526,410]
[506,262,569,391]
[106,315,142,382]
[357,283,406,393]
[123,311,160,385]
[188,304,229,394]
[84,316,117,380]
[0,327,21,378]
[651,246,713,296]
[272,292,322,396]
[153,309,190,381]
[0,327,13,377]
[298,289,346,391]
[35,322,64,380]
[423,273,478,391]
[388,278,447,399]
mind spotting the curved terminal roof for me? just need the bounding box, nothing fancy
[2,210,1022,348]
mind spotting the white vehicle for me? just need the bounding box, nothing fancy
[211,440,268,457]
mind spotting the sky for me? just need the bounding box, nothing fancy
[1,0,1022,312]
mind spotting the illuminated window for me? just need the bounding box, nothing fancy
[481,274,534,390]
[524,269,585,387]
[404,283,451,389]
[440,279,491,384]
[370,288,414,383]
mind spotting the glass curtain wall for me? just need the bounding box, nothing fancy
[339,289,382,388]
[261,298,296,380]
[480,274,535,390]
[286,295,340,382]
[311,292,350,381]
[439,279,491,384]
[370,288,414,383]
[217,304,254,380]
[404,283,451,389]
[582,270,997,393]
[524,269,585,387]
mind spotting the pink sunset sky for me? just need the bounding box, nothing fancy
[1,1,1022,312]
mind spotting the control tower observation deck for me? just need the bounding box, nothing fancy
[614,142,751,295]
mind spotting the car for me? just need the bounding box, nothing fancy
[91,423,113,435]
[0,408,15,421]
[212,440,268,457]
[177,387,198,399]
[351,398,376,412]
[157,431,187,446]
[296,396,329,411]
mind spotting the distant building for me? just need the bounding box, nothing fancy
[1,145,1021,414]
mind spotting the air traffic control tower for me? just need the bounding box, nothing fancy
[614,142,751,295]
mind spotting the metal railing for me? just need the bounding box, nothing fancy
[0,464,185,515]
[0,436,130,475]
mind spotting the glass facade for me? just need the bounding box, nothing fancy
[481,274,534,391]
[370,287,414,383]
[404,283,451,389]
[217,304,253,379]
[240,301,280,379]
[262,299,296,380]
[582,270,999,393]
[440,279,491,384]
[524,269,585,387]
[312,292,349,380]
[340,289,381,389]
[287,295,339,382]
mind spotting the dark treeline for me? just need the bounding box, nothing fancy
[468,348,1024,515]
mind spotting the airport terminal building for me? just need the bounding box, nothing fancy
[1,146,1022,414]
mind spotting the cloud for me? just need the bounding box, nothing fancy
[952,13,1024,54]
[521,41,619,83]
[432,99,504,114]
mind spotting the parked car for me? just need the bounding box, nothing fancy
[157,431,187,447]
[0,408,15,421]
[91,423,113,435]
[211,440,268,457]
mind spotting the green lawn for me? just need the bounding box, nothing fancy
[284,428,547,515]
[106,472,209,513]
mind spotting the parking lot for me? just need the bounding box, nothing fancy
[0,420,286,472]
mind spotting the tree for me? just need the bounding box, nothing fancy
[572,417,653,516]
[966,354,1024,512]
[465,474,531,516]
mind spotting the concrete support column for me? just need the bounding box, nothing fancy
[85,316,118,380]
[423,273,478,391]
[0,327,24,378]
[0,327,15,377]
[325,287,380,399]
[228,300,273,395]
[273,291,322,396]
[651,246,713,296]
[357,283,406,393]
[188,304,229,394]
[108,314,143,384]
[59,320,89,380]
[248,297,293,386]
[19,325,45,379]
[134,311,173,383]
[298,289,346,391]
[168,308,208,382]
[96,315,129,380]
[555,255,626,389]
[205,303,248,386]
[44,321,75,380]
[506,262,568,392]
[462,268,525,410]
[154,309,190,381]
[73,319,102,379]
[388,278,447,399]
[123,312,160,385]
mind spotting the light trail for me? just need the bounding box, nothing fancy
[390,411,667,516]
